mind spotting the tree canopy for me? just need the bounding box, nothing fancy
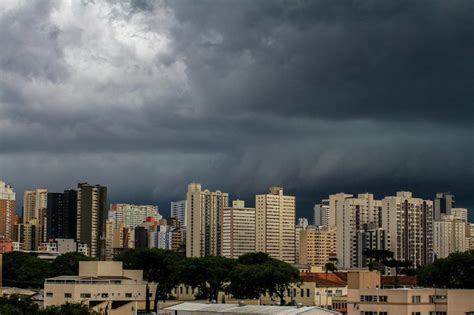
[2,252,54,288]
[417,250,474,289]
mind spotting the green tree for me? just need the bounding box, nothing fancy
[51,252,96,276]
[0,295,40,315]
[114,248,185,312]
[417,250,474,288]
[363,249,394,272]
[39,303,99,315]
[260,258,301,305]
[3,252,53,288]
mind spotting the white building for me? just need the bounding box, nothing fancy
[334,193,382,269]
[222,200,256,259]
[171,200,187,227]
[186,183,229,257]
[433,214,466,258]
[382,192,433,266]
[110,203,161,229]
[256,186,296,264]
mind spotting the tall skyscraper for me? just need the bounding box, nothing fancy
[0,180,16,240]
[171,200,187,227]
[46,190,78,240]
[299,225,336,266]
[433,214,466,259]
[76,183,107,258]
[382,192,434,266]
[110,204,161,229]
[222,200,256,259]
[256,186,296,264]
[334,193,382,269]
[186,183,229,257]
[434,192,455,220]
[355,223,390,268]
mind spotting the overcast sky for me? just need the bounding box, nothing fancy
[1,0,473,219]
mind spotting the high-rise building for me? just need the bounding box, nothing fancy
[313,200,330,226]
[299,225,336,266]
[256,186,296,264]
[171,200,187,227]
[434,192,455,220]
[335,193,382,269]
[355,223,390,268]
[469,223,474,251]
[76,183,107,258]
[295,218,309,263]
[18,220,37,251]
[452,208,468,222]
[22,188,48,246]
[0,181,16,240]
[382,192,434,266]
[186,183,229,257]
[328,193,353,227]
[222,200,256,259]
[433,214,466,258]
[46,190,77,240]
[110,204,161,229]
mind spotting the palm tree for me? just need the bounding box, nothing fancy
[324,257,338,308]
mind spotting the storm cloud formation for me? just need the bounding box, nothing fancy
[0,0,473,217]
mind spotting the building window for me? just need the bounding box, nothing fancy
[101,293,109,298]
[306,289,310,297]
[126,293,132,298]
[412,295,421,303]
[180,287,183,294]
[379,312,388,315]
[412,312,421,315]
[379,296,388,302]
[46,292,53,297]
[80,293,91,298]
[186,287,189,294]
[64,293,72,298]
[301,288,304,296]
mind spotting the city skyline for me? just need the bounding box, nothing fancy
[0,1,473,221]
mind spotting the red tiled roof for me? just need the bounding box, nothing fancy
[300,272,347,287]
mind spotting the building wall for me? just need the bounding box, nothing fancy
[222,200,256,259]
[171,200,187,227]
[186,183,229,257]
[0,181,16,240]
[256,187,295,263]
[299,225,336,266]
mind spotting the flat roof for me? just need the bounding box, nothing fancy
[165,302,341,314]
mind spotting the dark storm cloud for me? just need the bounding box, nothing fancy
[0,0,473,217]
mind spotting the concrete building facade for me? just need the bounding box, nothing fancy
[299,225,337,266]
[76,183,107,259]
[256,186,296,263]
[186,183,229,257]
[433,214,466,258]
[110,203,160,229]
[171,200,187,227]
[222,200,256,259]
[0,181,16,240]
[434,192,455,220]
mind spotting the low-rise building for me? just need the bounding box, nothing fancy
[347,271,474,315]
[44,261,150,315]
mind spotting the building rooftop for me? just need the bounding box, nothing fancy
[165,302,341,314]
[300,272,347,288]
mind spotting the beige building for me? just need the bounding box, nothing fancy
[222,200,256,259]
[110,203,160,229]
[23,189,47,224]
[433,214,466,258]
[347,271,474,315]
[186,183,229,257]
[382,192,433,266]
[44,261,151,315]
[334,193,382,269]
[0,181,16,241]
[256,186,296,263]
[299,225,336,266]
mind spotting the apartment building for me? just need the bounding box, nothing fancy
[186,183,229,257]
[335,193,382,269]
[46,190,78,240]
[314,199,330,226]
[110,203,160,229]
[433,214,466,258]
[76,183,107,258]
[299,225,337,266]
[0,181,16,241]
[381,192,433,266]
[256,186,296,263]
[222,200,256,259]
[171,200,187,227]
[434,192,455,220]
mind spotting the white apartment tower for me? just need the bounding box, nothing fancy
[313,199,330,226]
[171,200,187,227]
[256,186,296,264]
[382,191,433,266]
[334,193,382,269]
[185,183,229,257]
[222,200,256,259]
[433,214,467,258]
[110,204,161,229]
